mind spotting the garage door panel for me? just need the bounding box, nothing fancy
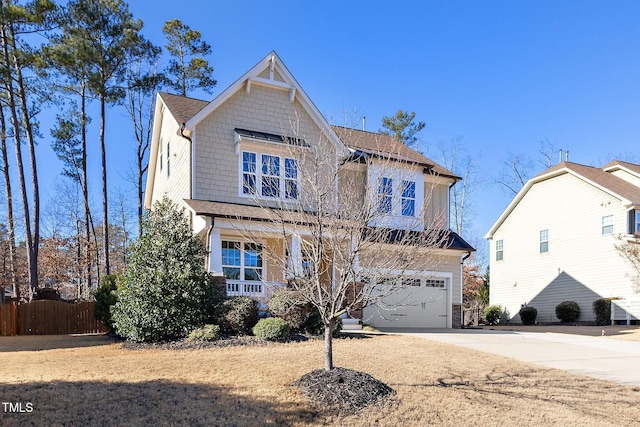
[364,286,448,328]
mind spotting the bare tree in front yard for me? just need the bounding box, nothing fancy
[238,122,451,371]
[615,233,640,292]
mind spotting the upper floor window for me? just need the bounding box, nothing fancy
[539,229,549,253]
[241,151,298,200]
[222,240,263,281]
[602,215,613,235]
[401,181,416,217]
[496,239,504,261]
[378,177,393,214]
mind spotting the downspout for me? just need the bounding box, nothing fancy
[205,216,215,271]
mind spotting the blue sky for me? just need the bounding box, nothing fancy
[24,0,640,262]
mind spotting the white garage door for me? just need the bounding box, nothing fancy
[363,278,449,328]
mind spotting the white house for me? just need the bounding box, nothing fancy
[144,51,474,328]
[485,160,640,323]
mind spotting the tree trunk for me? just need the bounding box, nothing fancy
[11,22,40,292]
[0,17,36,293]
[324,318,334,371]
[0,105,18,298]
[100,94,110,275]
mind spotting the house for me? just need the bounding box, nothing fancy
[144,51,474,329]
[485,160,640,323]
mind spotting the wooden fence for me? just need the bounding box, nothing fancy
[0,300,108,336]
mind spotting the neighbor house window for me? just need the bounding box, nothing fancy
[636,211,640,234]
[166,142,170,177]
[240,151,298,200]
[602,215,614,235]
[496,239,504,261]
[401,180,416,216]
[378,177,393,213]
[222,241,263,281]
[540,229,549,253]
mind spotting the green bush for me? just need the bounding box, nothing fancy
[303,309,342,337]
[221,296,258,335]
[267,289,310,331]
[252,317,290,341]
[592,298,612,326]
[188,324,221,342]
[483,305,503,325]
[112,197,214,342]
[519,306,537,325]
[556,301,580,323]
[93,275,118,331]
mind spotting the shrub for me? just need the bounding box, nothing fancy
[592,298,612,326]
[252,317,290,341]
[112,197,214,342]
[93,275,118,331]
[303,309,342,337]
[188,324,221,342]
[556,301,580,323]
[519,306,537,325]
[221,296,258,335]
[483,305,503,325]
[267,289,310,331]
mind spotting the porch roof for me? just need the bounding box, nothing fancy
[184,199,474,252]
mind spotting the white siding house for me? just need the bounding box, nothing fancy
[145,51,474,328]
[485,161,640,323]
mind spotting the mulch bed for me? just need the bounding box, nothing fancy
[295,367,395,414]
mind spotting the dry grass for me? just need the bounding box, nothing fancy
[0,333,639,426]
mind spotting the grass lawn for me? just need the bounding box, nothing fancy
[0,332,639,426]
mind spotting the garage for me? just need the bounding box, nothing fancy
[363,277,450,329]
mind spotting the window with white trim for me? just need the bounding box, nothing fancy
[378,177,393,213]
[401,180,416,217]
[222,241,263,281]
[540,229,549,253]
[496,239,504,261]
[240,151,298,200]
[635,211,640,234]
[602,215,613,235]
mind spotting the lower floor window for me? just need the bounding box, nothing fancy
[222,240,263,281]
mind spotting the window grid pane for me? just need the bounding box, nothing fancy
[540,229,549,253]
[602,215,614,235]
[496,239,504,261]
[378,177,393,213]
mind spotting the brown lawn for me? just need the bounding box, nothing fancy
[0,331,639,426]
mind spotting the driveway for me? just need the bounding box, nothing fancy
[385,328,640,386]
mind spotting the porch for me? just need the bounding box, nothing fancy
[225,279,287,308]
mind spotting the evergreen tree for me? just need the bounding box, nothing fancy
[112,197,214,342]
[162,18,216,96]
[380,110,425,147]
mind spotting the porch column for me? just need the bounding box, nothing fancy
[209,228,223,276]
[287,234,303,279]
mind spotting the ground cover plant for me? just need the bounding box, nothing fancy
[1,330,639,426]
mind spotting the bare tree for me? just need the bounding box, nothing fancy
[495,139,559,196]
[237,124,451,370]
[615,234,640,292]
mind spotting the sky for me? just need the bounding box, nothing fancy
[14,0,640,263]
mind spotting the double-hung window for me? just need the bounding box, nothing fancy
[222,241,263,281]
[539,229,549,253]
[261,154,280,197]
[401,181,416,216]
[496,239,504,261]
[602,215,613,235]
[241,151,298,200]
[378,177,393,213]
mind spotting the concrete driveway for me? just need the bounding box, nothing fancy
[385,328,640,386]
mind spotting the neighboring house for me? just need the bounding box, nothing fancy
[145,51,474,328]
[485,160,640,323]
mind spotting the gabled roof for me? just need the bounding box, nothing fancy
[602,159,640,178]
[485,161,640,239]
[332,126,459,180]
[158,92,208,125]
